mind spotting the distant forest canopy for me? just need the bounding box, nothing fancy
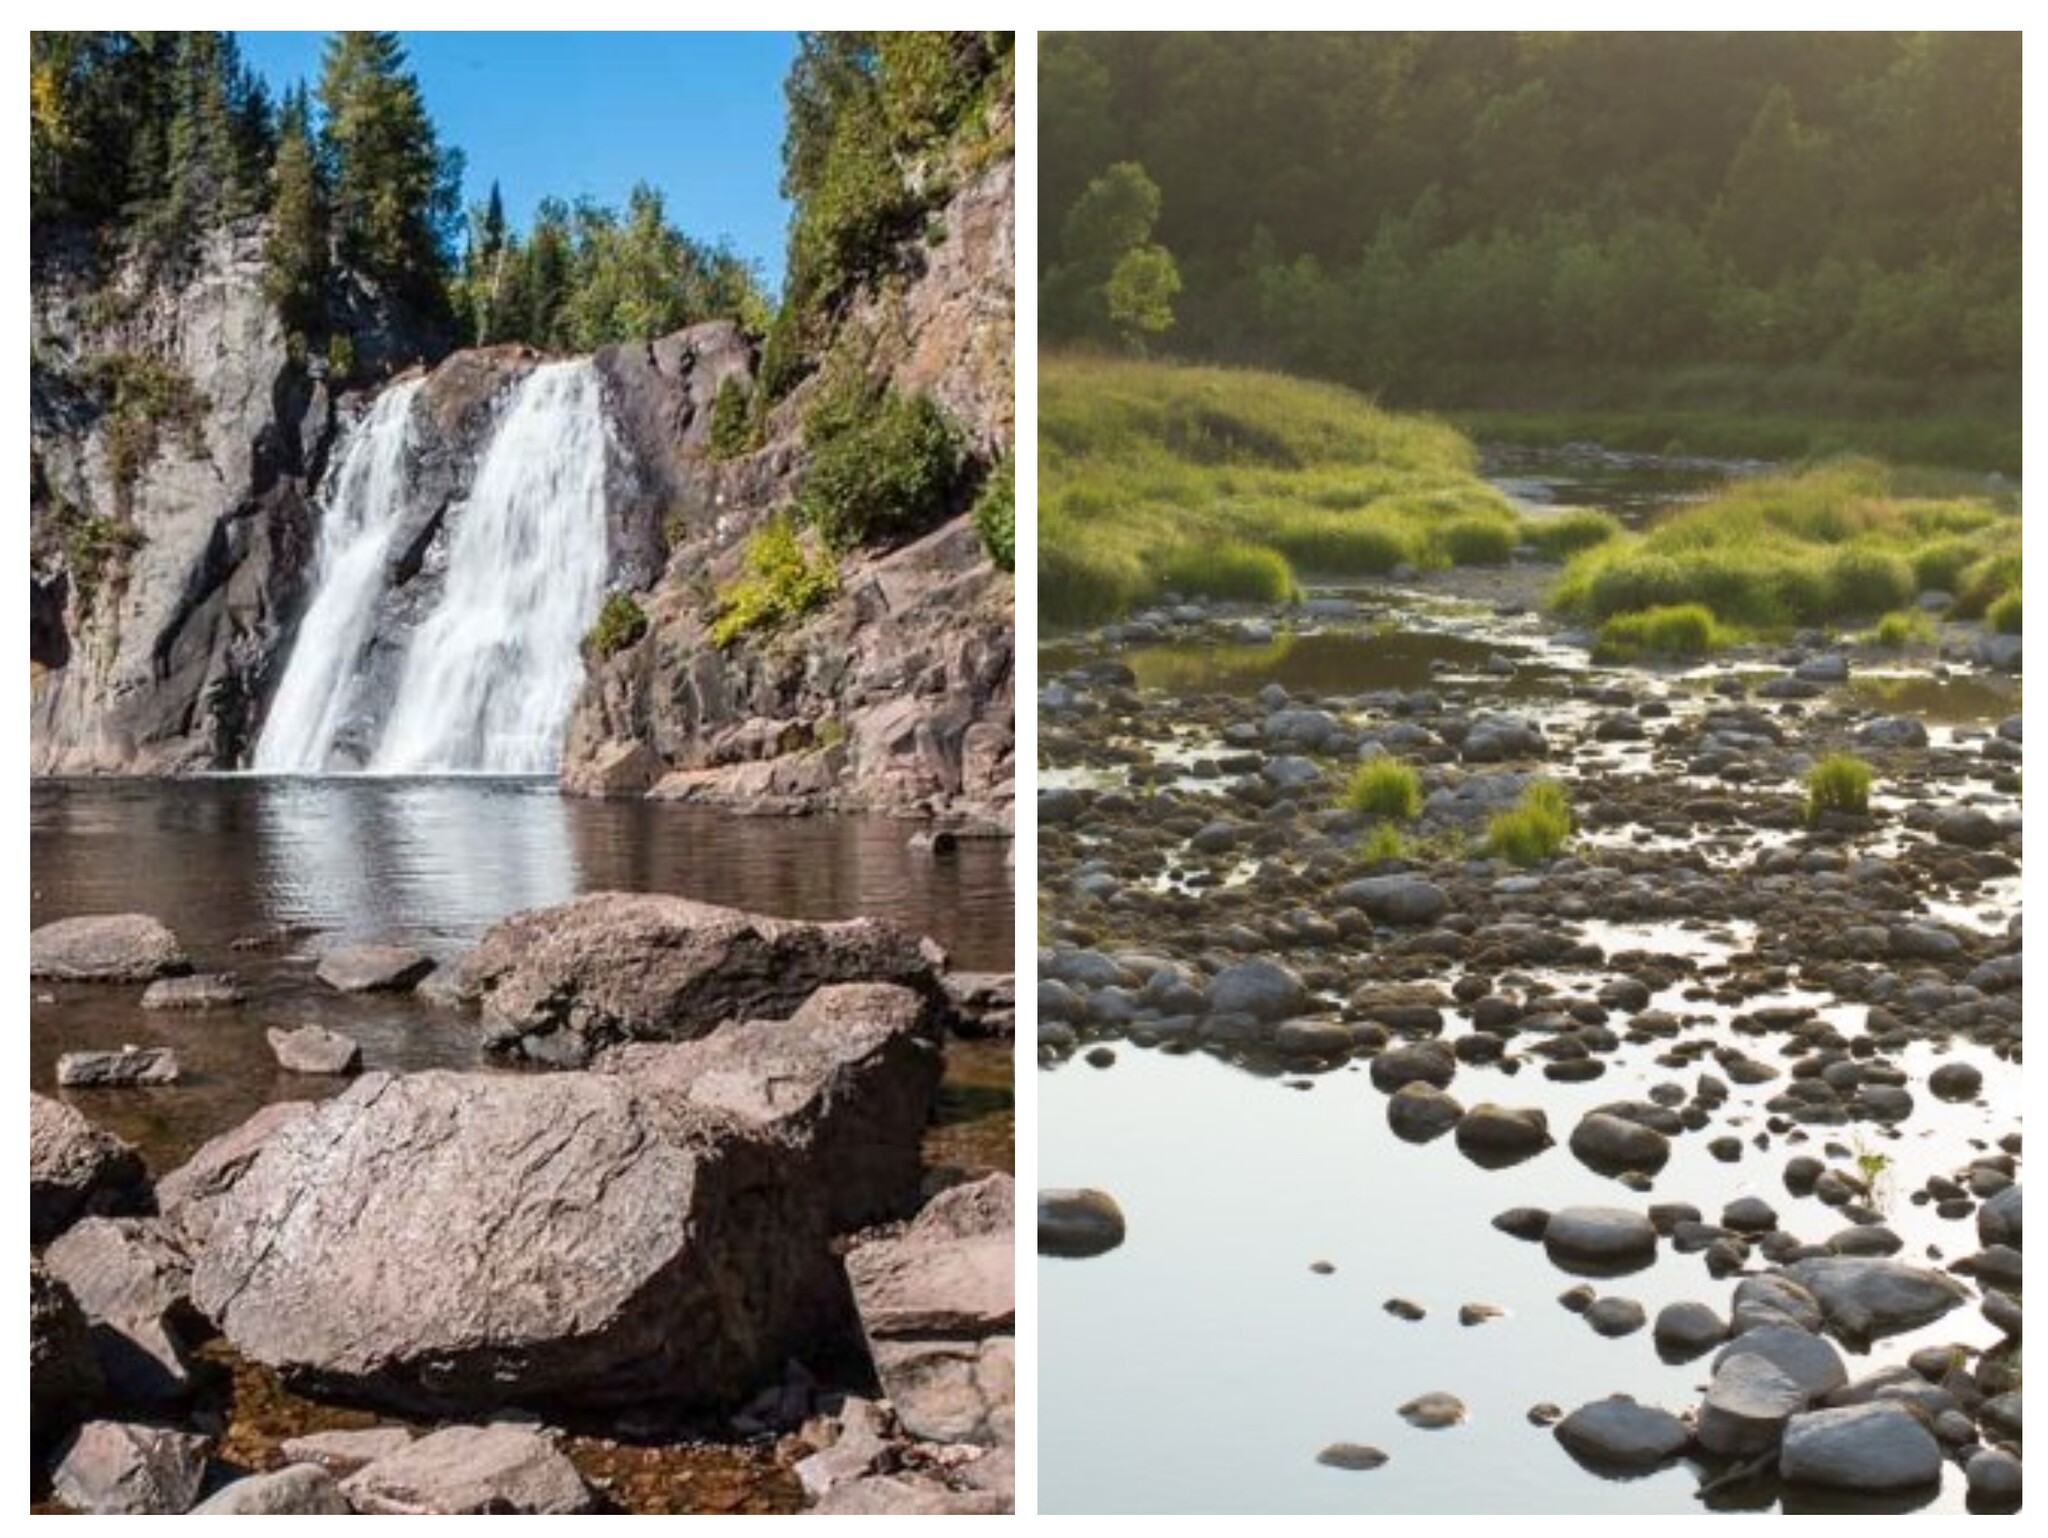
[1040,33,2019,393]
[30,30,1011,383]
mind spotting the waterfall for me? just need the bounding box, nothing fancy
[252,379,423,773]
[254,360,615,775]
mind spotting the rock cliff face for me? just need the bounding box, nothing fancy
[31,145,1014,822]
[563,154,1016,823]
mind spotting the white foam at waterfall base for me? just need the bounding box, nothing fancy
[372,361,614,773]
[252,379,424,772]
[254,360,615,776]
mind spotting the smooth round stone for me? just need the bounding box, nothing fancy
[1038,1189,1126,1258]
[1699,1352,1808,1457]
[1271,1019,1353,1057]
[1397,1392,1466,1429]
[1653,1300,1728,1357]
[1384,1298,1426,1322]
[1569,1112,1670,1176]
[1453,1103,1552,1166]
[1458,1303,1505,1327]
[1585,1296,1648,1337]
[1715,1324,1848,1400]
[1928,1061,1984,1101]
[1083,1046,1116,1069]
[1315,1443,1388,1471]
[1387,1082,1464,1143]
[1555,1395,1691,1470]
[1779,1402,1943,1492]
[1544,1206,1657,1273]
[1722,1196,1779,1233]
[1965,1447,2022,1506]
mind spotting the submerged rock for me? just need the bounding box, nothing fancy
[56,1047,179,1087]
[266,1024,362,1076]
[139,972,245,1010]
[315,945,435,994]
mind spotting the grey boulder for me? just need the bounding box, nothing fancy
[1784,1257,1970,1345]
[31,914,189,982]
[315,944,435,994]
[1555,1395,1691,1470]
[266,1024,362,1076]
[339,1424,596,1514]
[1779,1402,1943,1492]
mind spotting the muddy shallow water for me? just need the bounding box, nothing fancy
[31,776,1012,1171]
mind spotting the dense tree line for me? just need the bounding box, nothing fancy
[1040,33,2019,388]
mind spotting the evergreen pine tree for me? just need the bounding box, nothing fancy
[264,83,330,337]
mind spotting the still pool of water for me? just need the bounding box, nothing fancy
[31,778,1012,1170]
[1040,1038,2013,1515]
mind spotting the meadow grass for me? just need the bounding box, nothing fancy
[1870,608,1937,648]
[1552,458,2020,632]
[1040,354,1523,625]
[1594,602,1727,661]
[1989,588,2022,635]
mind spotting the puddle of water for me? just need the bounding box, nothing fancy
[1041,1033,2013,1515]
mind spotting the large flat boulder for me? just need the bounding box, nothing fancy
[597,983,941,1230]
[1780,1402,1943,1492]
[1783,1257,1971,1346]
[339,1425,596,1515]
[31,913,189,981]
[190,1070,841,1413]
[154,1100,315,1248]
[459,892,938,1064]
[30,1093,150,1242]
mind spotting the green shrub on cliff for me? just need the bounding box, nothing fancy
[972,456,1014,570]
[710,515,840,647]
[584,592,649,659]
[83,351,208,508]
[708,375,757,460]
[798,374,961,549]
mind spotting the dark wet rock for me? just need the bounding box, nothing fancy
[1981,1287,2022,1340]
[1558,1284,1596,1313]
[1889,924,1964,961]
[847,1174,1013,1446]
[1397,1392,1466,1429]
[1272,1019,1354,1057]
[1208,958,1308,1020]
[1965,1447,2022,1505]
[1976,1184,2020,1249]
[1779,1402,1942,1493]
[139,972,245,1010]
[1554,1395,1690,1470]
[1585,1296,1647,1337]
[1493,1206,1550,1241]
[1315,1442,1388,1471]
[56,1047,179,1087]
[1653,1301,1728,1357]
[192,1070,845,1412]
[51,1420,209,1514]
[1980,1390,2021,1439]
[340,1424,597,1514]
[193,1465,352,1514]
[266,1024,362,1076]
[1039,1189,1125,1258]
[43,1216,198,1405]
[1784,1155,1826,1195]
[1544,1207,1657,1272]
[30,1093,149,1242]
[1699,1351,1809,1457]
[315,944,436,994]
[1385,1297,1426,1321]
[30,914,189,982]
[31,1263,103,1451]
[1716,1325,1848,1401]
[1569,1112,1670,1176]
[1459,1303,1504,1327]
[595,982,942,1231]
[1454,1103,1552,1165]
[1827,1224,1902,1257]
[1784,1257,1971,1345]
[462,893,937,1062]
[1732,1273,1824,1335]
[1927,1061,1984,1101]
[156,1101,315,1248]
[1335,874,1448,926]
[1933,807,2004,849]
[1387,1082,1463,1142]
[1723,1196,1779,1233]
[1370,1040,1456,1093]
[281,1426,417,1476]
[1855,716,1928,749]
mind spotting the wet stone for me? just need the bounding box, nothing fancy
[1554,1396,1691,1471]
[1397,1392,1466,1429]
[1779,1402,1943,1493]
[1315,1443,1388,1471]
[1038,1189,1126,1259]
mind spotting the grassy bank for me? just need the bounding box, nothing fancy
[1552,458,2021,647]
[1414,361,2020,476]
[1040,354,1526,626]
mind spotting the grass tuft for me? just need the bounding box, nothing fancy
[1343,758,1423,821]
[1805,753,1874,821]
[1487,779,1572,866]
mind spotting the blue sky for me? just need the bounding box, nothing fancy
[237,32,798,281]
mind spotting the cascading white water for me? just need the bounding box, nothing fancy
[370,360,614,774]
[253,379,424,772]
[254,359,614,775]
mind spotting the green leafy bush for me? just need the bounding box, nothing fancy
[710,515,840,647]
[1488,779,1572,866]
[708,375,756,460]
[1343,758,1423,820]
[1805,753,1873,820]
[973,455,1014,570]
[799,377,961,549]
[83,351,208,504]
[584,592,649,659]
[1871,608,1935,648]
[1595,602,1725,660]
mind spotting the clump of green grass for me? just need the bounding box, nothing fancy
[1594,602,1725,661]
[710,515,840,647]
[1343,758,1423,821]
[1157,540,1295,605]
[584,592,649,659]
[1870,608,1936,648]
[1552,459,2019,633]
[1522,509,1623,561]
[1487,779,1572,866]
[1988,588,2022,635]
[1359,822,1408,863]
[1432,514,1517,566]
[1805,753,1874,821]
[972,455,1014,571]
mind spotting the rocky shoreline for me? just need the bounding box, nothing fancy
[1037,574,2020,1511]
[31,895,1015,1514]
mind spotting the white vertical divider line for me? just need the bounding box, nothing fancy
[1010,22,1042,1523]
